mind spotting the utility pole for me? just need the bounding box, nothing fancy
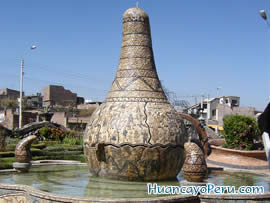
[206,94,210,125]
[19,45,37,129]
[193,96,197,105]
[19,58,24,128]
[200,94,205,109]
[217,87,222,98]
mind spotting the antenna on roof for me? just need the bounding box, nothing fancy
[217,87,222,97]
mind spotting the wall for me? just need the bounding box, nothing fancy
[0,110,38,130]
[24,94,43,109]
[67,116,90,130]
[77,102,101,110]
[43,85,77,107]
[224,96,240,107]
[50,112,68,127]
[217,104,257,125]
[209,99,219,120]
[1,109,16,129]
[0,88,21,100]
[42,86,50,106]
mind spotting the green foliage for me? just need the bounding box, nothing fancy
[0,140,85,169]
[42,151,82,156]
[62,136,83,145]
[39,126,70,142]
[51,128,68,142]
[43,140,59,145]
[0,99,17,109]
[5,137,19,145]
[0,155,86,169]
[0,144,83,158]
[5,142,46,152]
[0,157,15,169]
[5,144,16,151]
[39,126,83,146]
[11,130,20,139]
[44,145,83,152]
[78,107,96,116]
[39,126,51,140]
[32,143,47,150]
[223,115,261,150]
[31,148,44,156]
[0,151,14,157]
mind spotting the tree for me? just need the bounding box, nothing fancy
[0,99,17,110]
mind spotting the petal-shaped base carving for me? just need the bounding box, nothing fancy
[84,144,184,181]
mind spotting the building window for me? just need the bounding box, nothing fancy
[232,99,238,106]
[212,109,216,117]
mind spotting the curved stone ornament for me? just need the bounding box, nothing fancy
[15,135,37,163]
[84,8,186,181]
[182,142,208,182]
[178,113,209,157]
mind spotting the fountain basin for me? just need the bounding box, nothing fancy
[210,145,267,160]
[0,161,270,202]
[207,145,268,170]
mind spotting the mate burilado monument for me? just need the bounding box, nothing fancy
[84,7,187,181]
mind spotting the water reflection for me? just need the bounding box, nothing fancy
[0,165,269,198]
[208,170,270,192]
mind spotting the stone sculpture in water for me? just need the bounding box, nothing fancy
[182,141,208,182]
[84,7,187,181]
[15,135,37,163]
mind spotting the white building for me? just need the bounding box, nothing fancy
[187,96,258,130]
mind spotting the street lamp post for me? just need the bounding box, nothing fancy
[260,10,270,27]
[19,58,24,129]
[19,45,37,129]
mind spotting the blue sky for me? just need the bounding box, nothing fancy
[0,0,269,111]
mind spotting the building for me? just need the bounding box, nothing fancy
[43,85,77,107]
[24,93,43,109]
[76,97,85,105]
[0,109,38,130]
[0,88,22,100]
[77,101,102,110]
[187,96,259,130]
[50,111,89,130]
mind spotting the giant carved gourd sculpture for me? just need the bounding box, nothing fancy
[182,141,208,182]
[84,7,187,181]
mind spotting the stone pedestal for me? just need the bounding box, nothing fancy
[12,162,31,173]
[180,180,207,187]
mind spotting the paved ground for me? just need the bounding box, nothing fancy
[206,149,270,173]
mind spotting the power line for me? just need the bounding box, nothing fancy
[0,57,113,85]
[0,71,108,96]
